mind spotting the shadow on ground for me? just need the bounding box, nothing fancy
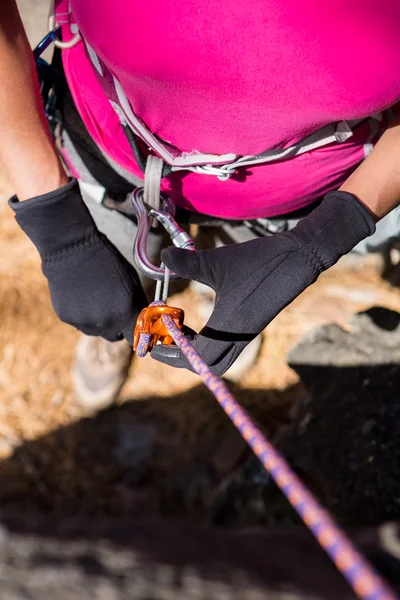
[0,382,299,521]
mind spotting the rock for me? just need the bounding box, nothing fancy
[287,307,400,368]
[280,307,400,525]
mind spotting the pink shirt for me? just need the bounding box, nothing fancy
[61,0,400,218]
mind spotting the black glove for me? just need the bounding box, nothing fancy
[151,191,376,375]
[9,179,147,344]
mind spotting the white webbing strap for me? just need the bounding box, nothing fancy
[175,119,369,178]
[144,155,164,226]
[144,155,163,211]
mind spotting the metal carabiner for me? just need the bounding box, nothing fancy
[148,208,195,251]
[33,27,62,60]
[130,188,195,281]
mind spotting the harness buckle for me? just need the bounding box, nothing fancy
[189,164,235,181]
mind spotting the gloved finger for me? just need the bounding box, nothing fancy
[151,328,240,377]
[151,342,193,371]
[161,247,216,288]
[178,324,197,340]
[122,326,134,346]
[150,324,196,370]
[78,326,122,343]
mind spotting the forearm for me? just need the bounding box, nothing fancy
[340,105,400,221]
[0,0,67,200]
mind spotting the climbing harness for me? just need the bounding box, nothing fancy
[33,27,398,600]
[48,1,389,184]
[33,23,388,242]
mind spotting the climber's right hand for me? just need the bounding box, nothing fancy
[9,179,147,344]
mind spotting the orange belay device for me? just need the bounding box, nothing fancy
[133,302,185,355]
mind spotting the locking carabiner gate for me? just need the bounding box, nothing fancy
[130,188,195,281]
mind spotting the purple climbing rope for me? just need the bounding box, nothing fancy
[161,313,397,600]
[136,332,152,358]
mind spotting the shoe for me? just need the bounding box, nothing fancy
[72,334,133,411]
[189,280,262,382]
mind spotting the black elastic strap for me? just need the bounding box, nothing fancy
[122,124,172,178]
